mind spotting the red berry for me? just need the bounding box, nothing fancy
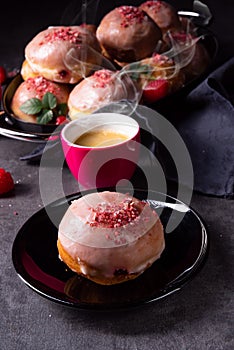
[142,79,169,104]
[0,168,14,195]
[55,116,68,125]
[0,66,7,84]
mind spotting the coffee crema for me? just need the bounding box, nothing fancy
[74,130,129,147]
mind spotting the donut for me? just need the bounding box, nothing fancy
[67,69,139,119]
[96,5,162,64]
[163,32,211,80]
[57,191,165,285]
[21,59,40,80]
[179,16,196,35]
[139,0,182,34]
[10,76,70,123]
[24,26,102,84]
[79,23,97,35]
[130,53,185,101]
[182,41,210,79]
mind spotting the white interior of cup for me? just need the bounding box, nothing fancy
[61,113,139,148]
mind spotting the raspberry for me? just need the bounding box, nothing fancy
[0,66,7,84]
[142,78,169,104]
[55,116,68,125]
[0,168,14,195]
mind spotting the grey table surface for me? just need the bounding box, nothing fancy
[0,1,233,349]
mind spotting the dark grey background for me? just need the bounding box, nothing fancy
[1,0,233,69]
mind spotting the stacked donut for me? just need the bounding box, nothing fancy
[69,1,210,115]
[11,25,103,124]
[11,1,211,123]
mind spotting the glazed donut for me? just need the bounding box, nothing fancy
[179,16,196,35]
[24,26,102,84]
[21,60,40,80]
[57,191,165,285]
[163,32,211,80]
[182,41,210,80]
[68,69,139,119]
[96,5,162,64]
[11,76,70,123]
[139,0,182,33]
[135,53,185,95]
[79,23,97,35]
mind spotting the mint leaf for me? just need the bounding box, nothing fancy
[20,98,43,115]
[140,64,153,75]
[37,109,53,124]
[42,92,57,110]
[57,103,68,116]
[19,91,66,124]
[127,63,152,81]
[128,62,141,71]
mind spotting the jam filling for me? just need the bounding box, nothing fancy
[59,70,68,78]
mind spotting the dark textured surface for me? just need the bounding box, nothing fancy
[1,138,234,349]
[0,1,233,349]
[161,57,234,197]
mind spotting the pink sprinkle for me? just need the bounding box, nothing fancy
[26,76,61,99]
[118,6,146,26]
[142,1,163,12]
[88,198,141,228]
[92,70,113,88]
[44,27,83,45]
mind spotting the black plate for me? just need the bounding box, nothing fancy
[12,188,209,311]
[2,74,64,136]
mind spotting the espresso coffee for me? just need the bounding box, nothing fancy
[74,130,128,147]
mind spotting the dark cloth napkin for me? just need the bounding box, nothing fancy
[164,57,234,198]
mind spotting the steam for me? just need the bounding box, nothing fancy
[162,34,200,71]
[61,0,210,112]
[64,45,116,78]
[117,34,201,104]
[63,33,201,113]
[60,0,101,26]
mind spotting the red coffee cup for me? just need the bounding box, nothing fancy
[60,113,140,189]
